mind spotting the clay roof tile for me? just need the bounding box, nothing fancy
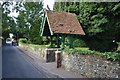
[46,10,85,35]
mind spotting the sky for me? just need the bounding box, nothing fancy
[43,0,55,10]
[8,0,55,17]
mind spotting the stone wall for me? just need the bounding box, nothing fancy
[19,43,46,58]
[62,52,120,78]
[19,43,120,78]
[19,43,57,62]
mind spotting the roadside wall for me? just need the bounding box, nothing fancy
[19,43,46,58]
[19,43,57,62]
[19,43,120,78]
[62,52,120,78]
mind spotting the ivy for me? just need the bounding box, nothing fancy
[63,48,120,61]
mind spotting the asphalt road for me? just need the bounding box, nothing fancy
[2,43,45,78]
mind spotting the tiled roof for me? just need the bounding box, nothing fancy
[46,10,85,35]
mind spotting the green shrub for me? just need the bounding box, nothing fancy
[88,40,118,52]
[32,37,43,45]
[19,38,27,43]
[28,44,48,48]
[73,39,87,47]
[27,40,31,44]
[116,42,120,52]
[63,48,120,61]
[40,53,45,58]
[42,37,49,45]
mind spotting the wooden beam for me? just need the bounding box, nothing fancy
[40,15,47,36]
[57,35,61,48]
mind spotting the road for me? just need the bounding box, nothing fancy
[0,47,1,79]
[2,43,45,78]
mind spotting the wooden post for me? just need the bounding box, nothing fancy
[68,36,76,48]
[50,36,53,48]
[57,35,60,48]
[61,35,65,49]
[69,38,74,48]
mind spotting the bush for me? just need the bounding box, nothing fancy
[19,38,27,43]
[40,53,45,58]
[117,42,120,45]
[87,40,118,52]
[73,39,87,47]
[116,42,120,52]
[42,37,49,45]
[63,48,120,61]
[32,37,43,45]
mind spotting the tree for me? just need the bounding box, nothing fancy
[2,1,12,40]
[1,1,44,45]
[54,2,120,52]
[16,2,43,44]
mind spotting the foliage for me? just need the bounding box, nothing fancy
[40,52,45,58]
[29,44,48,48]
[2,1,25,41]
[117,42,120,45]
[116,42,120,52]
[19,38,27,43]
[2,2,24,41]
[64,48,120,61]
[75,47,89,50]
[73,39,87,47]
[2,2,44,44]
[20,42,48,48]
[2,2,11,40]
[54,2,120,52]
[42,37,49,45]
[16,2,43,44]
[32,37,43,45]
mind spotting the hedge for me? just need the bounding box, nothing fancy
[19,38,27,43]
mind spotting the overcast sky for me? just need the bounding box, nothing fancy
[43,0,55,10]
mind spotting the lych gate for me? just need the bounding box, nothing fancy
[40,10,85,49]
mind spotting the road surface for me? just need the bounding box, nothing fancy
[2,43,45,78]
[0,47,1,79]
